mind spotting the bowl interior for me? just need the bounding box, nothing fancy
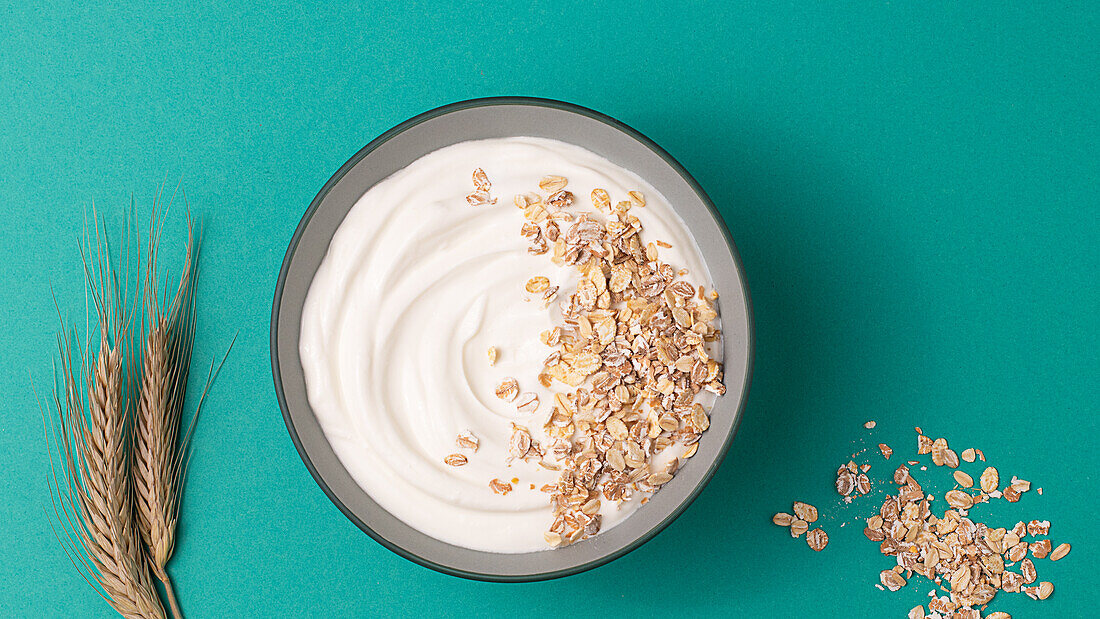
[272,98,753,581]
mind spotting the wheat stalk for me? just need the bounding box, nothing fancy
[133,210,201,619]
[46,217,166,619]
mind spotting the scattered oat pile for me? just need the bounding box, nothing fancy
[773,425,1072,619]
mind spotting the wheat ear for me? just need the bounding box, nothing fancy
[46,217,166,619]
[133,212,198,619]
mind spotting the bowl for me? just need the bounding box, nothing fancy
[271,97,753,581]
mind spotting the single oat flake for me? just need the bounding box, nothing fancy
[880,570,906,592]
[525,276,550,293]
[931,437,951,467]
[455,430,479,452]
[1030,539,1052,559]
[508,424,533,460]
[443,453,468,467]
[514,392,539,414]
[543,531,562,548]
[489,478,513,495]
[980,466,999,493]
[472,167,491,192]
[590,188,611,212]
[790,519,808,537]
[916,433,933,455]
[546,190,574,209]
[855,473,871,495]
[806,528,828,551]
[1038,581,1054,600]
[836,467,856,496]
[944,489,974,509]
[495,378,519,402]
[1050,542,1071,561]
[952,470,973,488]
[466,191,496,206]
[792,501,818,523]
[538,175,567,192]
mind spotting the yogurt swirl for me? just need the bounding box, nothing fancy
[300,137,715,553]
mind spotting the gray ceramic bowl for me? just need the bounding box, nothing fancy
[271,97,753,581]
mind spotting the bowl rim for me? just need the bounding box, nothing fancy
[270,96,755,582]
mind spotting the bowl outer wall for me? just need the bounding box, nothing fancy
[271,97,754,581]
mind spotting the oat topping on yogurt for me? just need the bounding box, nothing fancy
[492,170,724,547]
[299,137,722,553]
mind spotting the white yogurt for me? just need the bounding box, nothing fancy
[300,137,715,553]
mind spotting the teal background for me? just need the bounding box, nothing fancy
[2,1,1096,617]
